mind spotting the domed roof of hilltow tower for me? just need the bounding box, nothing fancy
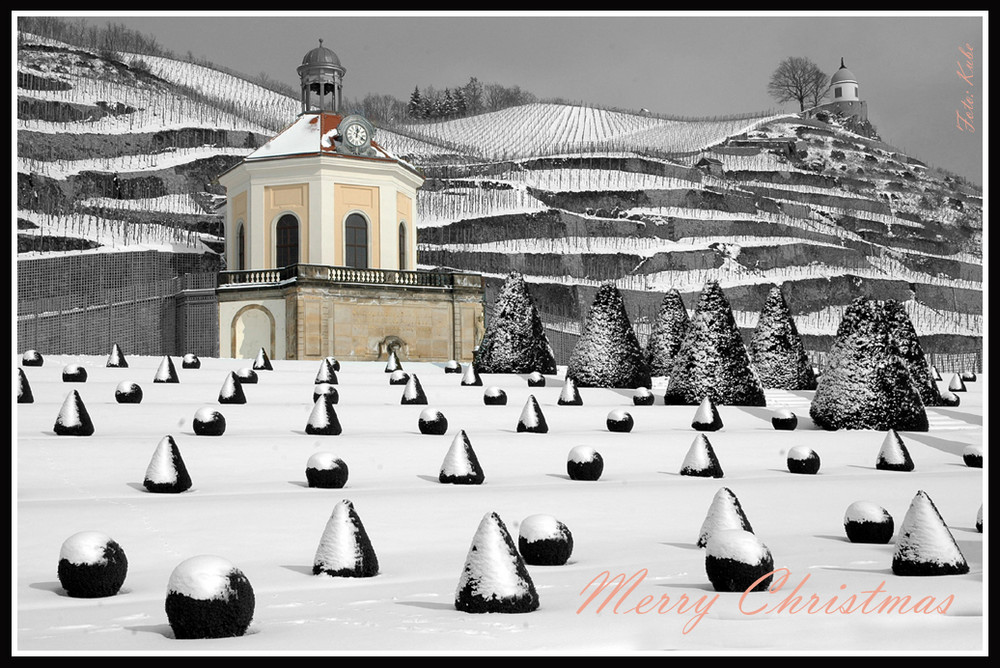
[300,39,344,70]
[831,57,857,84]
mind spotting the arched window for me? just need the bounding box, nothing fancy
[275,214,299,268]
[398,222,407,270]
[236,223,246,271]
[345,213,368,268]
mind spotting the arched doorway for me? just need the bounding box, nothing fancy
[276,214,299,268]
[345,213,368,268]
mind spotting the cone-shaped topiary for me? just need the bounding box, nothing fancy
[809,298,928,431]
[455,512,539,613]
[566,282,651,389]
[947,373,966,392]
[384,349,403,373]
[18,368,33,404]
[305,452,349,489]
[106,343,128,368]
[557,376,583,405]
[153,356,179,383]
[325,357,341,372]
[305,394,343,436]
[645,288,690,377]
[401,374,428,405]
[705,529,774,592]
[313,499,379,577]
[474,272,557,375]
[144,435,193,493]
[312,383,339,404]
[165,555,255,639]
[680,434,724,478]
[875,429,915,472]
[314,358,338,385]
[884,300,943,406]
[697,487,754,548]
[54,390,95,436]
[252,347,272,371]
[567,445,604,481]
[461,363,483,387]
[692,396,724,431]
[891,490,969,576]
[518,514,574,566]
[844,501,894,544]
[748,285,817,390]
[439,430,485,485]
[663,281,766,406]
[57,531,128,598]
[516,395,548,433]
[218,372,246,405]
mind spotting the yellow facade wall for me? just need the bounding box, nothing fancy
[230,191,248,268]
[397,192,413,270]
[334,183,379,267]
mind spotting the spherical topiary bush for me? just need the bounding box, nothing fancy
[305,452,349,489]
[115,381,143,404]
[786,445,820,474]
[22,349,44,366]
[57,531,128,598]
[527,371,546,387]
[771,408,798,431]
[62,364,88,383]
[843,501,894,544]
[606,409,634,433]
[418,408,448,435]
[518,514,574,566]
[165,555,255,640]
[235,367,258,385]
[632,387,655,406]
[567,445,604,481]
[182,353,201,369]
[962,444,982,468]
[193,407,226,436]
[483,386,507,406]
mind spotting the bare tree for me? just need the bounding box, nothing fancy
[768,57,830,111]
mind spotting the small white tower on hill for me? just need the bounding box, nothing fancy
[831,58,860,102]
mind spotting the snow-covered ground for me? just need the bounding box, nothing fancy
[14,355,985,655]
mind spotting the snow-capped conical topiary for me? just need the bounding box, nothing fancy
[153,356,179,383]
[218,372,246,405]
[305,452,349,489]
[57,531,128,598]
[325,356,341,372]
[182,353,201,369]
[18,368,33,404]
[62,364,87,382]
[313,499,379,578]
[645,288,690,377]
[473,272,557,375]
[193,407,226,436]
[809,298,928,431]
[518,515,574,566]
[663,281,766,406]
[461,363,483,387]
[516,395,548,433]
[439,430,485,485]
[106,343,128,368]
[144,435,193,493]
[252,347,272,371]
[692,396,723,431]
[930,365,942,381]
[697,487,754,548]
[884,300,943,406]
[384,349,402,373]
[165,555,255,639]
[704,529,774,592]
[680,434,724,478]
[891,490,969,576]
[401,374,428,405]
[115,381,143,404]
[567,445,604,481]
[455,512,539,614]
[843,501,894,544]
[22,349,43,366]
[314,358,338,385]
[747,285,817,390]
[947,373,966,392]
[875,429,915,472]
[566,282,651,389]
[786,445,821,474]
[305,394,343,436]
[312,383,338,404]
[557,376,583,405]
[418,408,449,435]
[483,386,507,405]
[54,390,95,436]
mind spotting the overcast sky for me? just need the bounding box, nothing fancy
[27,11,987,184]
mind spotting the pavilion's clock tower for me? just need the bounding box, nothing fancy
[213,40,484,363]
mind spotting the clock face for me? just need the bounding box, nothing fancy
[345,123,368,147]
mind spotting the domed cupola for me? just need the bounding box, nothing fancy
[298,39,346,114]
[831,57,859,102]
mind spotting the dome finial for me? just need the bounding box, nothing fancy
[840,57,846,69]
[319,38,323,47]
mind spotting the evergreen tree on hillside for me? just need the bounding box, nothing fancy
[748,285,817,390]
[663,281,766,406]
[810,297,929,431]
[566,283,651,389]
[474,272,557,375]
[407,86,423,119]
[883,299,944,407]
[645,289,690,377]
